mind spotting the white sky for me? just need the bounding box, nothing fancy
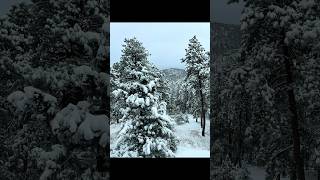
[110,23,210,70]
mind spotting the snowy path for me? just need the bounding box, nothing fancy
[174,114,210,157]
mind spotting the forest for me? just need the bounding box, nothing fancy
[0,0,110,179]
[110,36,210,158]
[211,0,320,180]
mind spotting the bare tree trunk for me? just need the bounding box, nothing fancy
[282,30,305,180]
[202,112,206,136]
[199,80,206,137]
[195,113,198,122]
[238,110,242,167]
[97,145,108,174]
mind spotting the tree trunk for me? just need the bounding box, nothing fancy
[238,110,242,167]
[202,113,206,136]
[282,30,305,180]
[97,145,108,173]
[195,113,198,123]
[290,167,297,180]
[290,171,297,180]
[198,80,206,137]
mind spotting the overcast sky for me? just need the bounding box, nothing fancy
[111,23,210,70]
[211,0,244,24]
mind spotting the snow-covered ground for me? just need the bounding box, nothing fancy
[110,114,210,158]
[174,114,210,157]
[110,122,122,155]
[247,166,317,180]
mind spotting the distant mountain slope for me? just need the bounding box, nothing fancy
[161,68,186,82]
[211,22,241,57]
[210,22,241,79]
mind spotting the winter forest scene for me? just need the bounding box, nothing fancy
[211,0,320,180]
[110,23,210,158]
[0,0,110,179]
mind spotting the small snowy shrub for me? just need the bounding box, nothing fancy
[175,113,189,125]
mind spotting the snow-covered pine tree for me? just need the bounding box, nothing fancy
[238,1,298,177]
[155,70,170,106]
[0,2,33,62]
[0,0,110,179]
[175,81,189,114]
[210,22,243,175]
[286,1,320,177]
[225,0,320,179]
[111,43,170,123]
[110,64,123,123]
[27,0,108,67]
[96,18,110,73]
[181,36,209,136]
[175,79,200,121]
[112,38,177,157]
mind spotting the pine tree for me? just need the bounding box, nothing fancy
[26,0,108,67]
[225,0,320,178]
[0,0,110,179]
[181,36,209,136]
[112,38,177,157]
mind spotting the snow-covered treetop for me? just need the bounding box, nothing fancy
[181,36,209,81]
[120,37,150,67]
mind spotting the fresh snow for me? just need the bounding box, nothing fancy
[50,101,108,147]
[175,146,209,158]
[7,86,57,113]
[110,114,210,157]
[174,114,210,158]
